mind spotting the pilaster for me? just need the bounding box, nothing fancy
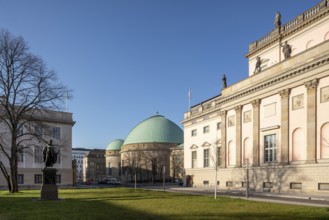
[235,106,242,167]
[251,99,260,166]
[279,89,290,164]
[220,110,227,168]
[304,79,319,163]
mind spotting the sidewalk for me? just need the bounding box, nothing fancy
[164,187,329,207]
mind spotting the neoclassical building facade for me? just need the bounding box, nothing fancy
[182,1,329,193]
[0,110,75,188]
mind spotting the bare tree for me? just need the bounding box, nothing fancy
[0,30,69,193]
[170,146,184,182]
[144,150,168,183]
[209,140,221,199]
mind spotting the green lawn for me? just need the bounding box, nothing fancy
[0,188,328,220]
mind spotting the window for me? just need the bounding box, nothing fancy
[34,174,42,184]
[56,174,61,184]
[217,147,221,167]
[203,180,209,186]
[217,122,221,130]
[53,127,61,139]
[318,183,329,190]
[264,134,277,162]
[192,151,197,168]
[18,123,24,136]
[263,182,273,188]
[34,146,43,163]
[191,129,197,137]
[290,182,302,189]
[203,126,209,134]
[203,149,209,167]
[108,162,112,176]
[17,149,24,163]
[55,148,61,163]
[18,174,24,184]
[35,126,43,136]
[226,181,233,187]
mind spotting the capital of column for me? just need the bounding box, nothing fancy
[304,79,319,91]
[219,110,227,117]
[279,88,290,99]
[234,105,242,114]
[251,99,261,108]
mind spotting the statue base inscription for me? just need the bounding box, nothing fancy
[40,168,58,200]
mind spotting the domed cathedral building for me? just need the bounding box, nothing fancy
[105,139,124,179]
[182,1,329,194]
[120,115,184,183]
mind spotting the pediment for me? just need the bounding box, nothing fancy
[190,144,198,149]
[215,139,221,145]
[201,142,211,147]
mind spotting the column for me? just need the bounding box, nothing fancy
[279,89,290,164]
[252,99,260,166]
[220,110,227,168]
[235,106,242,167]
[304,79,318,163]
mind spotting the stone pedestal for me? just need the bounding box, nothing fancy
[40,168,58,200]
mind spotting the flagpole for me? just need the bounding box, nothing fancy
[188,88,192,111]
[66,91,69,112]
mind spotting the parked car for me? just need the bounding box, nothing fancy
[107,178,121,185]
[98,178,108,184]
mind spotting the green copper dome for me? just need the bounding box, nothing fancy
[123,115,183,145]
[106,139,124,151]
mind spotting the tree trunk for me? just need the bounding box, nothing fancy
[0,161,12,192]
[10,158,18,193]
[10,136,19,193]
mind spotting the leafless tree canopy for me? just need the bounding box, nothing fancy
[0,29,70,192]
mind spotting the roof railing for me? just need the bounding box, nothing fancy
[248,0,328,54]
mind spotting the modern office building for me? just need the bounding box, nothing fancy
[72,148,90,182]
[182,0,329,194]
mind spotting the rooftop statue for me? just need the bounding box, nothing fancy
[254,56,262,74]
[43,139,58,168]
[222,74,227,89]
[282,41,292,59]
[275,11,281,28]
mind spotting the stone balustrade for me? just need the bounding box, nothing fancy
[248,0,328,54]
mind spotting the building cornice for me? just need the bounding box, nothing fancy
[217,55,329,107]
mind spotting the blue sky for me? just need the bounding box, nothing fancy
[0,0,319,149]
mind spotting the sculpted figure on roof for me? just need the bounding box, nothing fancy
[222,74,227,89]
[282,41,292,59]
[254,56,262,74]
[275,11,281,28]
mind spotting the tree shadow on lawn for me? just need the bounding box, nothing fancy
[1,189,329,220]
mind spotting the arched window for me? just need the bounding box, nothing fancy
[228,140,235,166]
[320,123,329,159]
[243,138,252,165]
[292,128,306,161]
